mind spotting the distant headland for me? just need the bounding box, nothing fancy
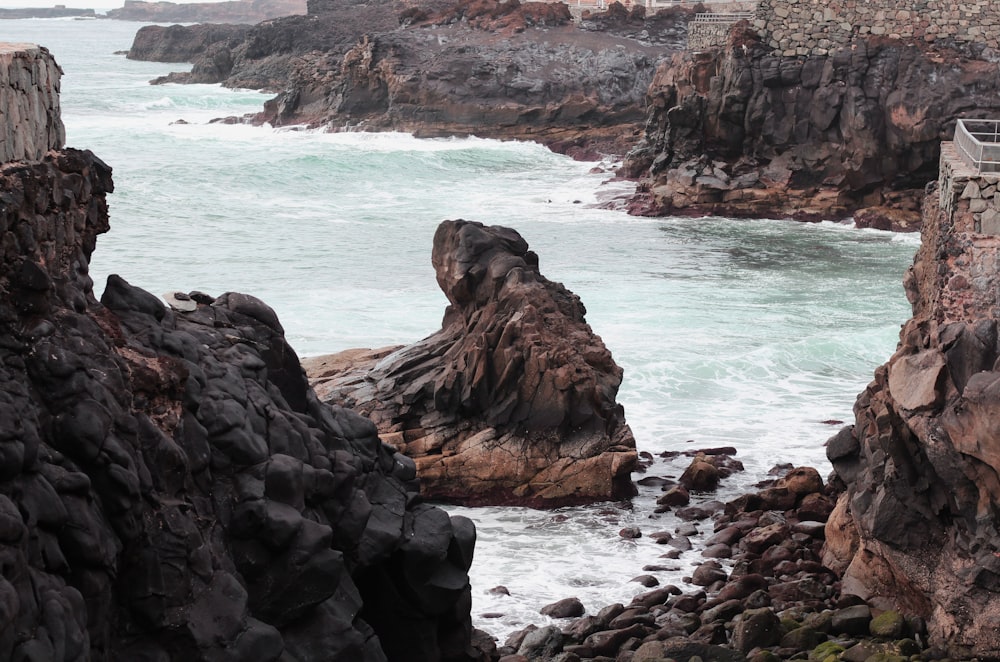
[0,0,306,23]
[0,5,95,18]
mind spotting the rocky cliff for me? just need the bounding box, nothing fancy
[305,220,638,507]
[821,144,1000,657]
[127,0,693,157]
[623,27,1000,225]
[0,44,480,662]
[106,0,306,24]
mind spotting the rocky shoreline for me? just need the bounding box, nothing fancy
[487,453,934,662]
[122,0,1000,224]
[6,0,1000,657]
[125,0,693,158]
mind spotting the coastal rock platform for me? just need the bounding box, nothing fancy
[305,220,638,508]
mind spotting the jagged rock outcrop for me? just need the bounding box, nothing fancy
[0,44,478,662]
[623,27,1000,223]
[127,0,693,157]
[305,220,638,507]
[106,0,306,24]
[821,144,1000,657]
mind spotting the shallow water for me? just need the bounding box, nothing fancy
[5,18,920,640]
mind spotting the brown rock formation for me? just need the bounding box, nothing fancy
[822,143,1000,657]
[623,27,1000,223]
[305,220,638,507]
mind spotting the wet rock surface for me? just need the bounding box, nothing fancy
[305,219,637,507]
[0,146,479,659]
[489,460,935,662]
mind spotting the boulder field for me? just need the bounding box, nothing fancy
[304,220,638,507]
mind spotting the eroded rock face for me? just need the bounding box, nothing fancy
[306,220,638,507]
[623,29,1000,222]
[0,136,476,661]
[823,149,1000,657]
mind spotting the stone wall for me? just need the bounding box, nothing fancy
[931,141,1000,322]
[754,0,1000,57]
[0,43,64,163]
[688,21,733,49]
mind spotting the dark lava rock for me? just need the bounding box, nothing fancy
[0,147,478,660]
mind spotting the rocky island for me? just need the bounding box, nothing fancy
[304,220,638,507]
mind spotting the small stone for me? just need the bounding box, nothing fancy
[831,604,872,635]
[869,610,907,638]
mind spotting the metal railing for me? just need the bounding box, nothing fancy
[694,11,754,21]
[955,119,1000,174]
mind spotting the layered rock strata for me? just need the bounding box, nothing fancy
[623,28,1000,223]
[822,143,1000,657]
[305,220,638,507]
[0,44,477,662]
[127,0,692,157]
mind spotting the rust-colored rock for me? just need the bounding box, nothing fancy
[305,219,637,507]
[823,147,1000,658]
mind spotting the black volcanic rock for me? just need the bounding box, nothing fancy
[0,147,478,659]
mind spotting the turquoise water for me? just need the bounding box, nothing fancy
[4,19,919,638]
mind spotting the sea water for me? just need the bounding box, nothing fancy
[4,19,920,641]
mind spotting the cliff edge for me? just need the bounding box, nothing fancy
[623,0,1000,224]
[0,43,480,662]
[822,143,1000,657]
